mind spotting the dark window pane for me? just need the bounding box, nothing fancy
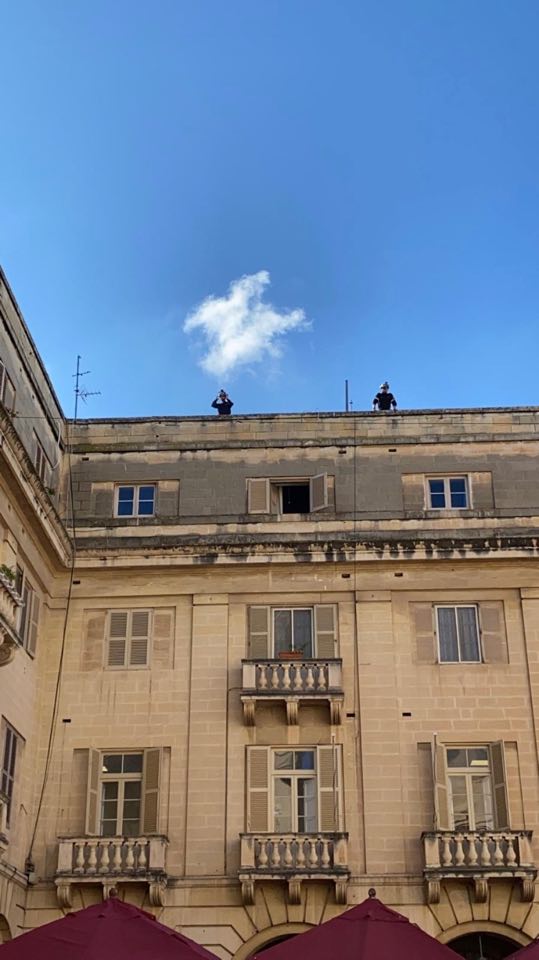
[117,487,134,516]
[101,819,118,836]
[123,819,140,837]
[293,610,313,656]
[294,751,315,770]
[467,747,489,767]
[274,751,294,770]
[281,484,310,514]
[447,749,467,768]
[438,608,459,661]
[457,607,480,661]
[122,754,143,774]
[428,479,446,508]
[102,782,119,799]
[274,610,292,655]
[124,780,142,799]
[102,755,122,774]
[118,487,134,500]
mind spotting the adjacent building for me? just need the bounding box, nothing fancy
[1,264,539,959]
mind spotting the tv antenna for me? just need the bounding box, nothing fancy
[73,355,101,421]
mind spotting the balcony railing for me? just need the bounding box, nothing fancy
[239,832,349,905]
[55,836,168,907]
[0,572,22,667]
[0,791,8,857]
[241,658,344,725]
[422,830,536,903]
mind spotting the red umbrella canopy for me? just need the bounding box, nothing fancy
[507,942,539,958]
[0,897,219,959]
[254,897,460,960]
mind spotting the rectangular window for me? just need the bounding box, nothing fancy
[0,360,15,412]
[247,745,341,833]
[115,485,156,517]
[273,608,313,657]
[16,571,40,657]
[1,723,20,827]
[446,746,494,831]
[437,606,481,663]
[34,435,51,485]
[427,477,468,509]
[247,475,329,515]
[100,752,143,836]
[248,605,337,659]
[273,749,317,832]
[106,610,151,668]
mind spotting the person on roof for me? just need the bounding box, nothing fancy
[372,382,397,412]
[211,389,234,415]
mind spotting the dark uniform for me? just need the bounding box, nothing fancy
[372,384,397,411]
[211,392,234,415]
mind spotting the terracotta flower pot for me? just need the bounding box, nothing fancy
[278,650,304,660]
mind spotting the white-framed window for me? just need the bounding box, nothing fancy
[427,476,468,509]
[246,744,342,833]
[100,752,143,837]
[115,484,156,517]
[0,360,15,412]
[34,435,51,486]
[14,566,40,657]
[446,746,494,831]
[1,722,21,827]
[248,605,337,659]
[247,475,329,515]
[106,611,151,668]
[85,747,161,836]
[436,605,481,663]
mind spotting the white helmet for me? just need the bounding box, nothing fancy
[380,381,389,390]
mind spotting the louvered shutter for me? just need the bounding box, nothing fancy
[27,590,40,657]
[248,607,270,658]
[247,478,270,514]
[315,605,337,657]
[317,745,341,831]
[130,611,150,666]
[107,612,128,667]
[479,602,508,664]
[142,748,161,834]
[82,612,107,670]
[152,610,174,668]
[85,748,100,835]
[491,741,509,829]
[411,603,437,664]
[433,741,450,830]
[246,747,270,831]
[310,474,328,512]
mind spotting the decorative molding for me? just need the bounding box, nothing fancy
[426,879,441,904]
[522,878,535,902]
[286,699,299,726]
[288,879,301,904]
[474,878,488,903]
[241,879,255,905]
[148,879,166,907]
[335,878,348,904]
[242,700,255,726]
[55,881,72,909]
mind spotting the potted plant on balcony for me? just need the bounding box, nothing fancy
[278,649,304,660]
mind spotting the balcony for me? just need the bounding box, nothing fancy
[241,658,344,725]
[55,836,168,907]
[0,571,22,666]
[239,832,349,905]
[422,830,536,904]
[0,792,8,857]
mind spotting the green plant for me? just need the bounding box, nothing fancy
[0,564,15,582]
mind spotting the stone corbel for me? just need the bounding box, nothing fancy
[329,699,342,726]
[426,879,441,904]
[148,879,167,907]
[286,699,299,725]
[288,879,301,904]
[241,879,255,905]
[522,878,535,902]
[242,699,256,727]
[335,878,348,904]
[55,880,73,909]
[0,634,17,667]
[102,881,119,901]
[474,878,488,903]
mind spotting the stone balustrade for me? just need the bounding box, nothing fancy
[55,836,168,907]
[240,832,349,905]
[422,829,536,904]
[0,572,22,666]
[241,659,343,725]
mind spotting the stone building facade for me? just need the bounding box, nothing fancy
[1,263,539,959]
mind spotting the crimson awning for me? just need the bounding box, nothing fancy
[0,898,219,959]
[507,941,539,958]
[254,896,460,960]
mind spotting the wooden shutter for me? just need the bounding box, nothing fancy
[152,610,174,668]
[315,605,337,657]
[85,748,100,835]
[317,745,341,831]
[248,606,270,658]
[310,474,328,512]
[27,590,40,657]
[491,741,509,829]
[130,611,150,666]
[82,612,107,671]
[142,748,161,834]
[246,747,270,831]
[479,602,508,664]
[107,612,128,667]
[247,478,270,514]
[433,741,450,830]
[411,603,437,664]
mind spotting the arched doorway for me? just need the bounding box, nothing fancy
[255,935,297,953]
[449,932,521,960]
[0,915,12,943]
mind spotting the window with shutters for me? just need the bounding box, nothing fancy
[34,434,51,486]
[427,476,469,509]
[106,611,151,668]
[247,475,329,515]
[0,359,15,413]
[248,605,337,658]
[114,485,156,517]
[436,606,481,663]
[1,721,21,828]
[433,742,509,832]
[246,745,342,833]
[15,568,40,657]
[100,753,143,836]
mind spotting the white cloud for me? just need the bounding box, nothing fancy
[183,271,310,378]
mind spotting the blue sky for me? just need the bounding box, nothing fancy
[2,0,539,417]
